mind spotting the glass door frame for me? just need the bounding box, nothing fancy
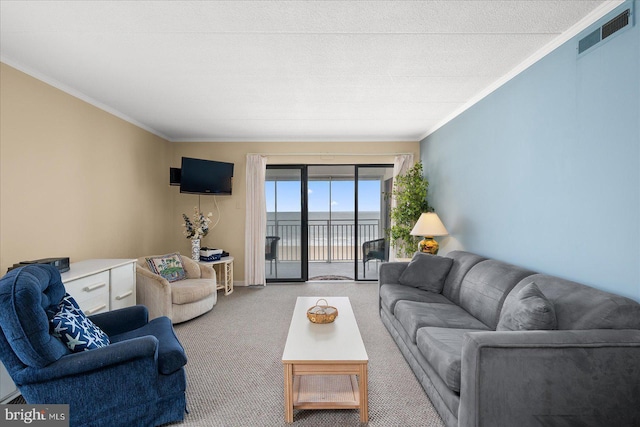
[355,164,393,281]
[266,165,308,283]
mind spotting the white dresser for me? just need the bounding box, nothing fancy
[0,259,137,403]
[61,259,137,314]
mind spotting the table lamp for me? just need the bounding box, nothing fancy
[410,212,448,255]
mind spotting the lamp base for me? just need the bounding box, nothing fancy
[418,236,439,255]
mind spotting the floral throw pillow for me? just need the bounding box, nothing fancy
[50,294,110,352]
[146,253,186,283]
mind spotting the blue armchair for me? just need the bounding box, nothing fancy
[0,264,188,427]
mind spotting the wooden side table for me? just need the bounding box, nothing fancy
[199,256,234,295]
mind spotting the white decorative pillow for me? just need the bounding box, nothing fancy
[50,294,110,352]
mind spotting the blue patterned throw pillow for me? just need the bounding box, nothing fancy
[50,294,110,352]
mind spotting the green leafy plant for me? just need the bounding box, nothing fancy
[388,162,430,258]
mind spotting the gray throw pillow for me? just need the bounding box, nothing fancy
[398,252,454,293]
[497,282,558,331]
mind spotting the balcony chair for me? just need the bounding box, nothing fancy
[362,237,387,277]
[265,236,280,275]
[0,264,187,427]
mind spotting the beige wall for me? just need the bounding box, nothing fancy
[170,141,420,283]
[0,62,419,280]
[0,63,173,273]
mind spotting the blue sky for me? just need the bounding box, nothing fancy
[266,180,381,212]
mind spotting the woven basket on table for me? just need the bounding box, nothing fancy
[306,298,338,324]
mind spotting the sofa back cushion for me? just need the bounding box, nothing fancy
[0,265,70,369]
[458,259,536,329]
[179,255,202,279]
[497,282,557,331]
[441,251,487,304]
[508,274,640,330]
[398,252,453,293]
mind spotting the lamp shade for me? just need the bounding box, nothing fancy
[410,212,448,237]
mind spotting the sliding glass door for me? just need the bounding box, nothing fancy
[308,165,355,280]
[356,166,393,280]
[265,164,392,282]
[265,166,307,282]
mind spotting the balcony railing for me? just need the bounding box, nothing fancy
[267,219,382,262]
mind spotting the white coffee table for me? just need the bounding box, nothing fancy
[282,297,369,423]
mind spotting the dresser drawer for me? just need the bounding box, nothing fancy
[77,293,109,316]
[65,271,110,304]
[110,264,136,310]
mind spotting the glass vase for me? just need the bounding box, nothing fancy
[191,238,201,261]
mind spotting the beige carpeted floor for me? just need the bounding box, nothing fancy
[171,281,445,427]
[7,281,445,426]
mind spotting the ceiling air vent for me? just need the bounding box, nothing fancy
[578,8,631,55]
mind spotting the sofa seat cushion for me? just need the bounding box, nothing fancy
[110,316,187,375]
[416,327,484,393]
[380,284,454,315]
[170,279,217,305]
[395,300,490,343]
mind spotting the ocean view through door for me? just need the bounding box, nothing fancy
[265,164,392,282]
[265,166,306,282]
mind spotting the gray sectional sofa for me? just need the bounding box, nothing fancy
[379,250,640,427]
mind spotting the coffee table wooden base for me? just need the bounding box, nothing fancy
[284,362,368,423]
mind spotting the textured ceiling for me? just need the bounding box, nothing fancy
[0,1,621,142]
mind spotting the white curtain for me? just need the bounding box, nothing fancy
[389,154,414,261]
[244,154,267,286]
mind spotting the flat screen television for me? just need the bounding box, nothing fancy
[180,157,234,195]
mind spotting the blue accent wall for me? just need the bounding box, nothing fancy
[421,1,640,301]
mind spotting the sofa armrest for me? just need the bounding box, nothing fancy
[378,262,410,311]
[136,264,170,287]
[378,262,409,287]
[135,266,172,319]
[459,329,640,427]
[199,264,217,281]
[14,335,159,384]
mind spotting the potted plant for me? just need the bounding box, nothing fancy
[182,207,213,260]
[388,162,430,258]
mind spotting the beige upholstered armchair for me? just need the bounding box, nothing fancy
[136,254,217,324]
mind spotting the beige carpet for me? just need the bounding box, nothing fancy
[171,282,445,426]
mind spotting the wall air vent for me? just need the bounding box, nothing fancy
[578,29,601,54]
[578,8,632,55]
[602,9,630,40]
